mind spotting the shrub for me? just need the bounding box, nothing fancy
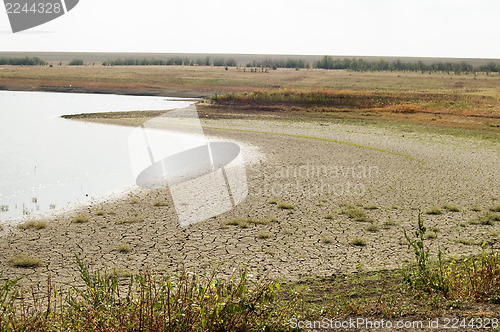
[17,220,47,230]
[277,202,295,210]
[351,237,367,246]
[425,207,443,215]
[443,204,461,212]
[341,206,370,222]
[9,254,42,268]
[72,215,89,223]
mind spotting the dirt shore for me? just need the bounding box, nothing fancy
[0,103,498,296]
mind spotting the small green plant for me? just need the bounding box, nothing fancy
[95,210,105,216]
[341,206,370,222]
[324,214,334,220]
[425,207,443,215]
[366,224,379,233]
[9,254,42,268]
[470,205,482,212]
[351,237,366,246]
[443,204,461,212]
[268,199,277,205]
[383,219,397,228]
[470,212,500,225]
[277,202,295,210]
[364,205,379,210]
[114,243,132,253]
[490,205,500,212]
[17,220,47,230]
[153,200,168,207]
[404,213,448,295]
[426,232,437,239]
[129,198,140,204]
[257,232,271,239]
[116,217,143,224]
[456,238,475,246]
[223,217,270,228]
[72,215,89,223]
[322,236,333,244]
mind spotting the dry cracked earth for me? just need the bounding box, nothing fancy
[0,108,499,295]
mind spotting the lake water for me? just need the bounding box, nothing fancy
[0,91,194,222]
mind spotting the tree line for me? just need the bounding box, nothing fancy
[312,56,500,74]
[1,55,499,74]
[0,57,46,66]
[102,57,237,67]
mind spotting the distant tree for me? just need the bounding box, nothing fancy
[68,59,84,66]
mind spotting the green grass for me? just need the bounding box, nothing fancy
[72,215,89,223]
[8,254,42,268]
[277,202,295,210]
[17,220,47,230]
[324,214,334,220]
[153,200,169,207]
[114,243,132,253]
[364,205,379,210]
[341,205,371,222]
[351,237,367,246]
[222,217,271,229]
[94,210,106,216]
[366,225,379,233]
[490,205,500,212]
[321,236,333,244]
[383,219,397,228]
[443,204,461,212]
[455,238,475,246]
[257,232,272,239]
[116,217,143,224]
[470,205,482,212]
[470,212,500,225]
[425,207,443,215]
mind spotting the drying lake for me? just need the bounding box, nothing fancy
[0,91,193,222]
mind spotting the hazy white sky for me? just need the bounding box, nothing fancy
[0,0,499,58]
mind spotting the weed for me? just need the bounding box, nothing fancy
[364,205,379,210]
[268,199,277,205]
[470,205,482,212]
[95,210,105,216]
[470,212,500,225]
[72,215,89,223]
[443,204,461,212]
[383,219,397,228]
[426,232,437,239]
[114,243,132,253]
[490,205,500,212]
[322,236,333,244]
[116,217,143,224]
[324,214,334,220]
[456,238,475,246]
[341,206,370,222]
[9,254,42,268]
[425,207,443,215]
[130,198,140,204]
[257,232,272,239]
[223,217,270,229]
[366,225,379,233]
[153,200,168,207]
[17,220,47,230]
[277,202,295,210]
[404,213,448,295]
[351,237,367,246]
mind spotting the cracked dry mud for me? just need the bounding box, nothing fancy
[0,114,499,294]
